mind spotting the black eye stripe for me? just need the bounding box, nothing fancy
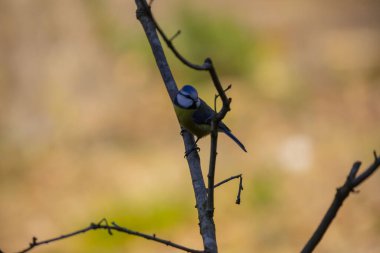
[180,92,195,101]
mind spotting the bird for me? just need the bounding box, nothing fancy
[173,84,247,152]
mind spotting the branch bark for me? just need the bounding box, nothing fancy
[301,152,380,253]
[135,1,217,252]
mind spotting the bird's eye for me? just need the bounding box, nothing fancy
[180,91,196,101]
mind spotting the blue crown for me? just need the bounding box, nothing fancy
[181,85,198,100]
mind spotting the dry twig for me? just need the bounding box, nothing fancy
[301,151,380,253]
[16,219,203,253]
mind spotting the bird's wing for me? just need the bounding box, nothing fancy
[192,99,215,125]
[192,99,246,152]
[192,99,232,131]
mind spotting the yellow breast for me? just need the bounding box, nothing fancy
[174,105,211,138]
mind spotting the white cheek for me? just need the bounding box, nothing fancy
[177,94,194,108]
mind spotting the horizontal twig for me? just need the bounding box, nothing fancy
[15,219,204,253]
[214,174,242,188]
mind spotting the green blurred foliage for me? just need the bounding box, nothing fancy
[78,199,192,250]
[249,170,280,209]
[172,8,257,81]
[85,0,131,53]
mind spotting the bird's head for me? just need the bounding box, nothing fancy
[176,85,201,109]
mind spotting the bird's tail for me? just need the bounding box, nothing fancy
[219,125,247,152]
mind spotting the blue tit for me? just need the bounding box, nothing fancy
[174,85,247,152]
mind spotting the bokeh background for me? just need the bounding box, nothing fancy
[1,0,379,252]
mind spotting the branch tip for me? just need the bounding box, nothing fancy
[225,84,232,92]
[169,30,181,42]
[348,161,361,181]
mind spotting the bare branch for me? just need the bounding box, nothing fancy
[207,121,218,217]
[149,9,207,71]
[214,84,232,111]
[138,0,234,231]
[145,1,232,120]
[236,175,244,205]
[151,9,232,221]
[301,152,380,253]
[16,220,203,253]
[214,174,244,205]
[214,174,242,188]
[149,0,233,221]
[135,1,217,252]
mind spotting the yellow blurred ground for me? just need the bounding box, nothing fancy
[0,0,379,252]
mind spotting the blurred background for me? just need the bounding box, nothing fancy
[0,0,379,252]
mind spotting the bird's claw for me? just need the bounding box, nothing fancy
[184,146,200,158]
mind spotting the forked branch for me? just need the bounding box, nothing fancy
[301,151,380,253]
[214,174,244,204]
[145,0,233,219]
[135,0,218,252]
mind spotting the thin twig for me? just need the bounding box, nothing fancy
[214,174,242,188]
[213,174,244,205]
[207,121,218,217]
[149,8,207,71]
[214,84,232,113]
[169,30,181,42]
[301,152,380,253]
[206,60,231,218]
[16,220,204,253]
[236,175,244,205]
[204,62,232,217]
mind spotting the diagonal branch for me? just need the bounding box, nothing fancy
[301,151,380,253]
[16,220,203,253]
[135,1,217,252]
[145,0,232,220]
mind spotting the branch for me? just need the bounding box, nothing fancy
[214,174,244,204]
[16,219,203,253]
[144,0,232,221]
[214,174,242,188]
[207,82,231,217]
[135,1,217,252]
[149,9,208,71]
[301,151,380,253]
[152,11,232,119]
